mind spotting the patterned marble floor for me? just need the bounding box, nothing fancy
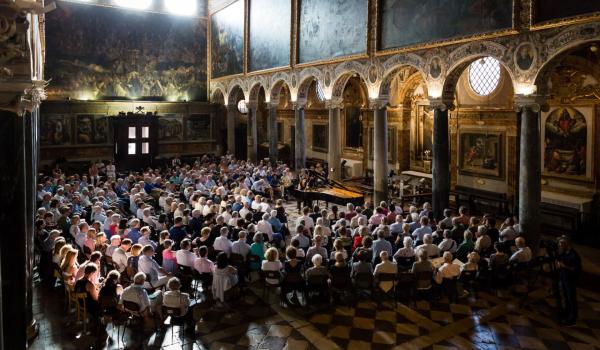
[29,270,600,350]
[29,202,600,349]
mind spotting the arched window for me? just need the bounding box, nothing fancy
[468,57,501,96]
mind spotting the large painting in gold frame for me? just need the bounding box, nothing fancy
[378,0,515,53]
[531,0,600,30]
[210,0,245,79]
[248,0,291,72]
[458,130,504,180]
[541,106,593,181]
[297,0,368,65]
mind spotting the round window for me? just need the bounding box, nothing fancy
[468,57,501,96]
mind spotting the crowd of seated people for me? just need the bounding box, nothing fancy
[35,154,571,338]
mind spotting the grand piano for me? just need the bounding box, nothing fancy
[290,170,365,207]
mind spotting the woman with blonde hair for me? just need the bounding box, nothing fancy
[61,249,79,285]
[52,238,67,265]
[261,247,283,285]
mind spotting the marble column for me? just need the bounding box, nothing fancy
[294,102,306,170]
[248,105,258,163]
[0,108,38,348]
[430,100,450,221]
[268,103,278,164]
[371,100,389,205]
[327,101,342,181]
[515,96,542,249]
[226,104,237,156]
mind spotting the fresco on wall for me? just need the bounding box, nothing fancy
[211,0,244,78]
[459,131,504,179]
[45,1,208,101]
[76,115,109,144]
[379,0,513,50]
[312,124,328,152]
[158,115,184,142]
[533,0,600,24]
[543,106,591,178]
[298,0,368,64]
[249,0,291,72]
[186,114,212,140]
[41,114,71,146]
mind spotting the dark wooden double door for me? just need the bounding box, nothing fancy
[113,116,157,171]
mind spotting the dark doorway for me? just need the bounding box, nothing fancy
[235,124,247,160]
[112,116,157,171]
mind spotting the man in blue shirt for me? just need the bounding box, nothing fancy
[169,216,188,248]
[372,230,392,265]
[127,218,142,244]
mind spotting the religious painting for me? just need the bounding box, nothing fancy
[345,107,363,149]
[249,0,291,72]
[298,0,368,64]
[459,131,504,179]
[379,0,513,50]
[158,114,183,142]
[210,0,244,78]
[41,114,71,146]
[532,0,600,26]
[45,1,208,101]
[312,124,328,152]
[186,114,211,140]
[515,42,535,72]
[76,115,109,144]
[542,106,592,179]
[411,105,433,170]
[429,57,442,79]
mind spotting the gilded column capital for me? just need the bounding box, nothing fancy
[368,98,388,110]
[292,99,307,110]
[513,94,546,113]
[325,98,344,110]
[427,98,454,112]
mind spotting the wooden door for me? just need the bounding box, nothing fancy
[113,116,157,171]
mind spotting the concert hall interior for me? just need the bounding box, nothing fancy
[2,0,600,349]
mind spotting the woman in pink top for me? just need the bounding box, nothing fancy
[162,239,179,273]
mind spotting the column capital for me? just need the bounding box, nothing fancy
[246,102,258,110]
[325,98,344,110]
[368,98,388,110]
[268,100,280,109]
[427,98,454,112]
[292,99,307,110]
[513,94,547,113]
[0,80,47,116]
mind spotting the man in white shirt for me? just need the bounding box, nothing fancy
[435,252,461,284]
[239,202,251,220]
[213,227,233,256]
[296,207,315,231]
[75,222,88,250]
[176,239,196,267]
[231,231,251,258]
[374,251,398,292]
[509,237,532,263]
[416,234,441,258]
[120,272,162,319]
[138,245,171,289]
[256,213,274,242]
